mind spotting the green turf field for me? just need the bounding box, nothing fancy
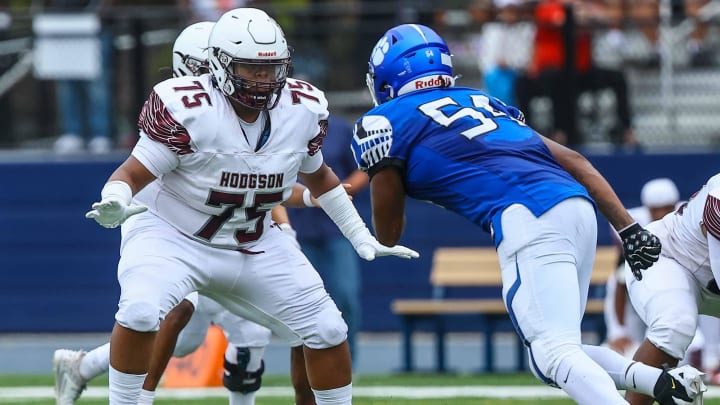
[0,373,716,404]
[0,400,579,405]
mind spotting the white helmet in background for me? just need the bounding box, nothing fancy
[208,8,292,110]
[641,178,680,208]
[172,21,214,77]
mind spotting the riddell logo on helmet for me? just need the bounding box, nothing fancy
[414,76,451,89]
[258,51,277,57]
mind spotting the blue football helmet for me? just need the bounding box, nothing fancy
[366,24,454,106]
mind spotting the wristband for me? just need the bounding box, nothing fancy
[277,222,293,232]
[302,188,315,207]
[618,222,640,238]
[101,180,133,205]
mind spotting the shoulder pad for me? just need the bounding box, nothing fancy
[138,76,215,155]
[704,187,720,240]
[152,75,216,117]
[281,78,329,120]
[707,174,720,190]
[352,114,394,170]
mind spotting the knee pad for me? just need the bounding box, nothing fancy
[116,301,160,332]
[646,312,697,359]
[303,306,348,349]
[223,347,264,394]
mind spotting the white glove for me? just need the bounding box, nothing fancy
[85,181,147,228]
[352,234,420,261]
[315,183,420,261]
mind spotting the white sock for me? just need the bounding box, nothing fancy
[229,391,256,405]
[79,343,110,380]
[582,344,660,395]
[137,389,155,405]
[623,361,663,397]
[108,365,146,405]
[553,349,628,405]
[312,383,352,405]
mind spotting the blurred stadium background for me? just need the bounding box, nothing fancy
[2,0,720,401]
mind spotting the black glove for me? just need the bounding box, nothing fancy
[618,222,662,281]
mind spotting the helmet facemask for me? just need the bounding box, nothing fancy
[215,49,291,110]
[174,52,210,77]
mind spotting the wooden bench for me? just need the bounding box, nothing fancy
[391,246,617,373]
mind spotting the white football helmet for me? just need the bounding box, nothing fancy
[172,21,214,77]
[208,8,292,110]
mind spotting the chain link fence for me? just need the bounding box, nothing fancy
[0,1,719,150]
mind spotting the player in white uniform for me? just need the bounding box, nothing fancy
[604,178,681,357]
[625,173,720,405]
[53,21,316,405]
[84,9,418,405]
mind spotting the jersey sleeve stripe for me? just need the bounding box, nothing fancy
[703,193,720,240]
[138,90,193,155]
[307,119,328,156]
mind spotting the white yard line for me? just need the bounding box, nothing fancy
[2,386,720,400]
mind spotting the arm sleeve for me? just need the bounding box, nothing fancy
[131,133,179,176]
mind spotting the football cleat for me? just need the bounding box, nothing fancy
[53,349,88,405]
[654,364,707,405]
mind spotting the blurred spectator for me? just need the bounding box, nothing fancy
[177,0,251,23]
[515,0,637,147]
[288,114,369,363]
[50,0,114,154]
[355,0,439,88]
[476,0,534,105]
[683,0,715,66]
[0,10,14,147]
[624,0,715,68]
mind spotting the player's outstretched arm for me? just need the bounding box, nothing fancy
[541,135,661,279]
[367,166,406,247]
[85,156,156,228]
[542,135,633,230]
[300,163,418,261]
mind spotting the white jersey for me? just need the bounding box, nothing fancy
[628,206,653,227]
[132,74,328,249]
[647,174,720,273]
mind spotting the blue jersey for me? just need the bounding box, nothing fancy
[351,87,592,246]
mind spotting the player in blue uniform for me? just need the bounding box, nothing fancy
[352,24,706,405]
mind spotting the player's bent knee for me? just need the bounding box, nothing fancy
[163,300,195,334]
[223,347,264,393]
[647,314,697,359]
[116,301,160,332]
[303,306,348,349]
